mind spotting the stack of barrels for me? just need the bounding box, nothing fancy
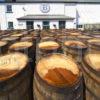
[0,30,36,100]
[35,29,100,100]
[0,29,99,100]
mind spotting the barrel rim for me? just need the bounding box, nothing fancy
[35,53,82,88]
[1,36,20,42]
[88,42,100,50]
[0,52,29,82]
[64,40,88,49]
[9,41,34,51]
[0,41,8,47]
[38,41,60,51]
[65,44,88,51]
[82,53,100,77]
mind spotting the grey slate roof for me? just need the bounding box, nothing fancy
[17,15,74,20]
[15,0,100,3]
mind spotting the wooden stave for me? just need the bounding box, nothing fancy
[34,69,83,100]
[64,44,88,63]
[0,42,9,55]
[81,58,100,99]
[88,43,100,53]
[86,88,100,100]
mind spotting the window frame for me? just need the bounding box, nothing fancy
[6,5,13,13]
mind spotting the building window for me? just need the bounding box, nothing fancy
[77,25,83,28]
[8,22,13,29]
[26,21,34,30]
[43,21,50,29]
[6,5,12,13]
[59,21,65,29]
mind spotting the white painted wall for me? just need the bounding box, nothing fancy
[0,3,65,30]
[77,4,100,24]
[18,20,26,29]
[24,3,64,15]
[0,5,7,30]
[66,20,75,29]
[34,20,42,29]
[0,3,100,30]
[50,20,59,29]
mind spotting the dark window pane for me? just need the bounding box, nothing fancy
[8,22,13,29]
[59,21,65,29]
[77,25,83,28]
[7,5,12,12]
[26,21,34,30]
[43,21,50,29]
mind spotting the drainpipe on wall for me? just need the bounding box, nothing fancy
[76,9,80,29]
[5,5,8,30]
[22,7,26,29]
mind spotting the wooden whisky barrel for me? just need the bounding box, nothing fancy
[87,39,100,53]
[34,53,83,100]
[0,53,33,100]
[64,40,87,63]
[77,35,92,43]
[11,33,24,38]
[38,41,61,58]
[1,37,20,47]
[0,41,8,55]
[82,53,100,100]
[40,37,55,42]
[9,41,36,71]
[20,36,34,42]
[0,34,10,39]
[69,32,82,36]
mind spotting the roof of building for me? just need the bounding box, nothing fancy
[17,15,74,20]
[1,0,100,3]
[16,0,100,3]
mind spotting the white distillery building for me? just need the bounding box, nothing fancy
[0,0,100,30]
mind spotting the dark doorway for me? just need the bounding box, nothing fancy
[43,21,50,30]
[26,21,34,30]
[59,21,65,29]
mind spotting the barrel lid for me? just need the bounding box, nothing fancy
[1,37,19,41]
[93,35,100,38]
[0,41,7,47]
[20,37,33,42]
[84,53,100,72]
[38,41,60,50]
[0,52,28,81]
[21,36,33,40]
[88,39,100,47]
[69,32,81,36]
[11,34,23,37]
[78,35,92,39]
[88,39,100,43]
[9,41,33,50]
[37,54,80,87]
[64,40,87,48]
